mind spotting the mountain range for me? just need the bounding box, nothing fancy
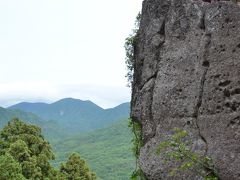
[7,98,130,134]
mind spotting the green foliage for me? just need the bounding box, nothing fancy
[53,119,135,180]
[128,119,146,180]
[59,153,96,180]
[0,118,97,180]
[125,13,141,87]
[125,13,144,178]
[131,169,146,180]
[128,119,143,159]
[0,154,25,180]
[0,118,55,179]
[156,128,218,180]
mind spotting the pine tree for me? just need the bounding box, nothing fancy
[59,153,96,180]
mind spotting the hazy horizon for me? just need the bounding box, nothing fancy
[0,0,142,108]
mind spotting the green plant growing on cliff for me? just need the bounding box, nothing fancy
[125,13,141,87]
[156,128,218,180]
[126,12,146,180]
[128,119,143,158]
[128,119,145,180]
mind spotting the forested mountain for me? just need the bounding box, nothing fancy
[0,107,43,127]
[0,107,68,140]
[52,119,134,180]
[9,98,130,132]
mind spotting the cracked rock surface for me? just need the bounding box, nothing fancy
[131,0,240,179]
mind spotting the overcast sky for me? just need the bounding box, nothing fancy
[0,0,142,108]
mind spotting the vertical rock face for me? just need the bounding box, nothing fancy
[131,0,240,179]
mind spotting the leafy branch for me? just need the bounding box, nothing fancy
[156,128,218,180]
[128,119,145,180]
[125,13,141,87]
[126,12,145,180]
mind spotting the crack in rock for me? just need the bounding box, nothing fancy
[194,32,212,155]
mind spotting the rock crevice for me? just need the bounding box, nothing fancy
[194,32,212,155]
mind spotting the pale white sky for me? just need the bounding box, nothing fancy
[0,0,142,108]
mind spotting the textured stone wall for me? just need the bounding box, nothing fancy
[131,0,240,179]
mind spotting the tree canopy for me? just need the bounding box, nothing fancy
[124,13,141,87]
[0,118,96,180]
[0,118,55,179]
[0,154,25,180]
[59,153,96,180]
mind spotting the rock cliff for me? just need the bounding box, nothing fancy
[131,0,240,179]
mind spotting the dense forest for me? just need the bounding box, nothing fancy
[52,119,135,180]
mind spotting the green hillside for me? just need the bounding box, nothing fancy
[9,98,130,133]
[0,107,68,140]
[52,119,135,180]
[0,107,42,127]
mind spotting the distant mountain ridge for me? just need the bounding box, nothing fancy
[8,98,130,132]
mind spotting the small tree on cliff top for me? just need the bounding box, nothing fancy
[125,13,141,87]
